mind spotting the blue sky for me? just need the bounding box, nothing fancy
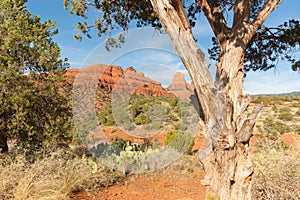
[26,0,300,94]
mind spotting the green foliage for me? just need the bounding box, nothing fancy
[0,0,72,152]
[278,107,293,121]
[111,137,153,153]
[98,94,197,135]
[278,112,293,121]
[210,20,300,73]
[252,95,299,105]
[64,0,160,50]
[97,104,115,126]
[164,130,194,154]
[251,96,272,105]
[262,117,291,136]
[65,0,300,72]
[279,107,291,113]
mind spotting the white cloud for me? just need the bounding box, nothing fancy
[245,67,300,94]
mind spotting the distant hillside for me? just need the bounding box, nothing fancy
[252,91,300,97]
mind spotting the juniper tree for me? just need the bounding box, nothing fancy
[64,0,300,199]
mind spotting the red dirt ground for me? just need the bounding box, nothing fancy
[71,170,206,200]
[71,128,299,200]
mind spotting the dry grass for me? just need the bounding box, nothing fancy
[252,142,300,200]
[0,150,124,200]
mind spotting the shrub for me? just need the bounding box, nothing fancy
[271,105,278,113]
[164,130,194,154]
[97,105,115,126]
[296,125,300,135]
[252,147,300,199]
[263,117,291,135]
[174,123,181,130]
[278,111,293,121]
[278,107,293,121]
[0,150,124,200]
[279,107,291,113]
[145,122,163,130]
[134,118,145,125]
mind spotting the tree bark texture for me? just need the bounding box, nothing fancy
[149,0,278,199]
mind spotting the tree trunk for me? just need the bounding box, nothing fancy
[149,1,263,199]
[199,45,262,199]
[0,133,8,153]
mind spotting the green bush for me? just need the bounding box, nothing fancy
[145,122,163,130]
[263,117,291,136]
[278,107,293,121]
[97,105,115,126]
[0,0,72,152]
[134,118,145,125]
[279,107,291,113]
[278,111,293,121]
[164,130,194,154]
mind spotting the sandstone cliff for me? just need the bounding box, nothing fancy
[65,64,175,98]
[167,72,194,99]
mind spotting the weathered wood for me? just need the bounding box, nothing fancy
[150,0,215,124]
[149,0,281,199]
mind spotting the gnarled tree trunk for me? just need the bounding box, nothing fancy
[149,0,271,199]
[199,41,263,199]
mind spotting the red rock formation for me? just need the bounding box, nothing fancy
[167,72,194,99]
[65,64,175,98]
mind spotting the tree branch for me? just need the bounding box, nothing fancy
[150,0,214,123]
[170,0,192,32]
[248,0,282,41]
[197,0,230,46]
[232,0,252,31]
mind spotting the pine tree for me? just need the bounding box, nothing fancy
[0,0,72,153]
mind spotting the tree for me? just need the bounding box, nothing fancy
[64,0,300,199]
[0,0,72,153]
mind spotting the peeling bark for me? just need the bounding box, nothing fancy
[149,0,278,199]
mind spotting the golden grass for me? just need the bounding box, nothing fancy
[0,153,124,200]
[252,142,300,200]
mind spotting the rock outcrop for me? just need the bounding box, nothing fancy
[65,64,175,98]
[167,72,194,99]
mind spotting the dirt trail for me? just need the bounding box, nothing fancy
[71,155,206,200]
[72,128,299,200]
[100,170,205,200]
[71,170,206,200]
